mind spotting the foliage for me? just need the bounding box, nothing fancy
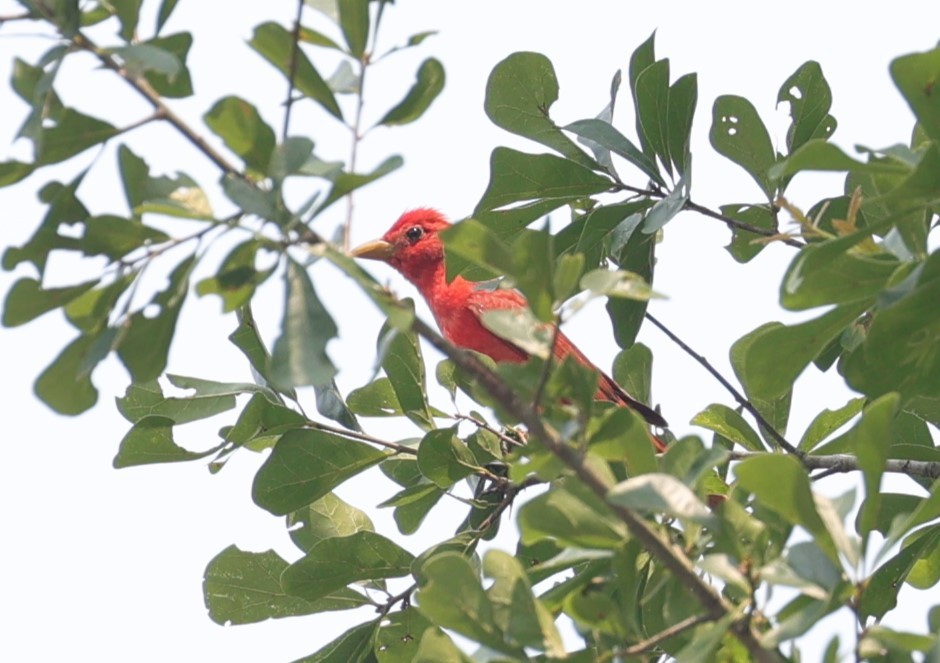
[2,1,940,661]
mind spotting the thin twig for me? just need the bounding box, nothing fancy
[378,582,416,615]
[0,12,34,24]
[730,451,940,480]
[407,315,779,662]
[471,475,543,536]
[282,0,305,141]
[644,312,802,457]
[603,614,712,660]
[452,413,526,448]
[307,419,416,455]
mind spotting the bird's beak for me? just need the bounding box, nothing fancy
[349,239,394,261]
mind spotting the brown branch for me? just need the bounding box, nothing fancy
[644,312,802,458]
[611,182,804,248]
[603,614,712,660]
[732,451,940,480]
[452,413,526,449]
[407,315,779,663]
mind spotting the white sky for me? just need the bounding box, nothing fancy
[1,1,937,661]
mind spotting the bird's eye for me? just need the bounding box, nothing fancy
[405,226,424,243]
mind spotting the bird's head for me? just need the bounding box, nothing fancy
[350,208,451,283]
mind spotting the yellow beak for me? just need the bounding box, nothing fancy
[349,239,394,261]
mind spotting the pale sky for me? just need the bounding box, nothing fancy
[1,1,937,661]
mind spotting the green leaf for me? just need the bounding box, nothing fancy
[608,473,717,526]
[412,628,472,663]
[196,240,275,312]
[634,58,673,176]
[375,609,435,663]
[379,481,444,535]
[269,258,338,390]
[605,218,656,348]
[778,61,837,154]
[34,332,101,414]
[113,416,211,468]
[860,525,940,620]
[417,427,477,488]
[484,51,596,169]
[37,108,118,165]
[204,96,276,175]
[347,377,403,416]
[116,380,236,425]
[735,454,838,564]
[563,119,664,187]
[709,95,775,199]
[721,204,777,263]
[314,379,361,432]
[293,619,378,663]
[117,255,195,383]
[282,531,414,603]
[141,32,194,98]
[337,0,369,56]
[203,546,366,626]
[0,160,33,187]
[475,147,610,214]
[316,155,403,216]
[769,140,908,180]
[581,268,654,301]
[843,252,940,401]
[416,552,522,657]
[440,218,514,282]
[250,22,342,119]
[691,404,765,451]
[118,145,212,220]
[739,302,869,401]
[518,485,626,550]
[379,326,434,429]
[667,72,697,177]
[891,46,940,144]
[379,58,445,126]
[82,215,171,260]
[799,397,865,452]
[852,395,900,539]
[612,342,653,406]
[252,429,386,515]
[109,0,142,41]
[110,43,180,79]
[2,277,97,327]
[155,0,179,34]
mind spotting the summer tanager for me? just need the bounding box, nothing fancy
[350,209,668,449]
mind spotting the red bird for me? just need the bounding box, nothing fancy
[351,209,668,447]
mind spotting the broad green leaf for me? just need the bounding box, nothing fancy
[220,392,305,452]
[634,58,673,176]
[484,52,596,169]
[518,486,626,550]
[109,0,142,41]
[710,95,775,199]
[628,32,657,152]
[440,218,514,282]
[141,32,194,98]
[778,61,837,153]
[293,620,378,663]
[113,415,211,467]
[117,255,195,383]
[270,258,338,390]
[299,25,344,50]
[581,268,654,301]
[722,204,777,263]
[196,240,275,312]
[416,552,521,657]
[479,307,551,359]
[674,613,737,663]
[692,404,765,451]
[475,147,611,213]
[379,481,444,535]
[799,397,865,451]
[667,72,697,177]
[849,395,900,538]
[337,0,369,56]
[282,531,414,603]
[730,322,792,440]
[891,46,940,143]
[204,546,367,626]
[379,325,434,429]
[843,253,940,401]
[379,58,445,126]
[347,377,403,416]
[155,0,179,34]
[860,525,940,620]
[204,96,276,176]
[735,454,838,564]
[375,609,435,663]
[413,629,473,663]
[252,429,386,515]
[34,332,102,414]
[483,550,565,656]
[0,160,33,187]
[316,155,403,216]
[612,342,653,405]
[608,473,717,526]
[109,43,180,79]
[605,219,656,348]
[82,215,171,260]
[416,427,477,488]
[740,301,869,401]
[116,380,236,424]
[2,277,97,327]
[563,119,664,187]
[769,140,908,180]
[37,108,118,165]
[313,379,361,432]
[250,22,342,119]
[118,145,212,220]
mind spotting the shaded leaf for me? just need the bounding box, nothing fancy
[379,58,445,126]
[2,277,97,327]
[113,416,211,468]
[608,473,717,526]
[204,96,276,175]
[710,95,775,199]
[692,404,765,451]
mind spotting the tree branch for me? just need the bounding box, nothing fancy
[732,451,940,480]
[604,614,712,660]
[644,312,802,457]
[407,315,779,663]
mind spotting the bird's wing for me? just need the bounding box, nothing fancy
[465,286,668,429]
